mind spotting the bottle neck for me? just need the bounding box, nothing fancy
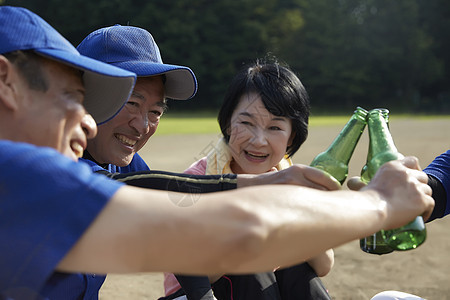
[365,108,390,162]
[324,114,366,164]
[363,111,403,182]
[367,112,398,155]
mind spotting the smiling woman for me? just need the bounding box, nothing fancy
[227,92,294,174]
[162,60,334,300]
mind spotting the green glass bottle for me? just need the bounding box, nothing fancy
[310,107,368,185]
[360,109,427,253]
[360,109,394,255]
[360,108,390,183]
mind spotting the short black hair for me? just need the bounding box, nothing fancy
[218,59,310,157]
[3,50,48,92]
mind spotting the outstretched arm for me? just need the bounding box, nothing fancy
[99,163,341,193]
[57,157,433,276]
[237,164,341,191]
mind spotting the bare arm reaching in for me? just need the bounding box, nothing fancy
[59,156,433,275]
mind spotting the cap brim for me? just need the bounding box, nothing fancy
[36,48,136,124]
[112,61,197,100]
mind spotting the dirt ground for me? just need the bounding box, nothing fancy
[99,117,450,300]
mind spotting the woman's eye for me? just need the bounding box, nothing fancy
[269,126,282,130]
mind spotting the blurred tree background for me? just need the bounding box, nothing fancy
[2,0,449,114]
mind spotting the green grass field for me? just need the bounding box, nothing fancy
[156,114,450,136]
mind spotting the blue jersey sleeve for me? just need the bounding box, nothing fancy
[424,150,450,217]
[79,152,150,173]
[0,141,123,296]
[118,153,150,173]
[78,156,106,172]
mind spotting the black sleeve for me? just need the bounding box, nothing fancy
[426,174,447,222]
[96,169,237,193]
[175,275,215,300]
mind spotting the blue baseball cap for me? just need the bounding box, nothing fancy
[0,6,137,124]
[77,25,197,100]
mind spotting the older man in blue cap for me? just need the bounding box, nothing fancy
[75,24,213,300]
[77,25,197,173]
[0,5,136,299]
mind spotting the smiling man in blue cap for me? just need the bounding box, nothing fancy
[76,24,212,300]
[77,25,198,173]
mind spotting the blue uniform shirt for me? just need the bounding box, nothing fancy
[79,152,150,173]
[0,140,123,299]
[38,152,150,299]
[424,150,450,217]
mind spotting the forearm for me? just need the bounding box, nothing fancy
[236,164,341,191]
[100,170,237,193]
[58,157,433,276]
[226,186,387,273]
[57,185,385,275]
[104,164,340,192]
[306,249,334,277]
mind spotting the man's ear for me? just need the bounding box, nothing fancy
[0,55,19,111]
